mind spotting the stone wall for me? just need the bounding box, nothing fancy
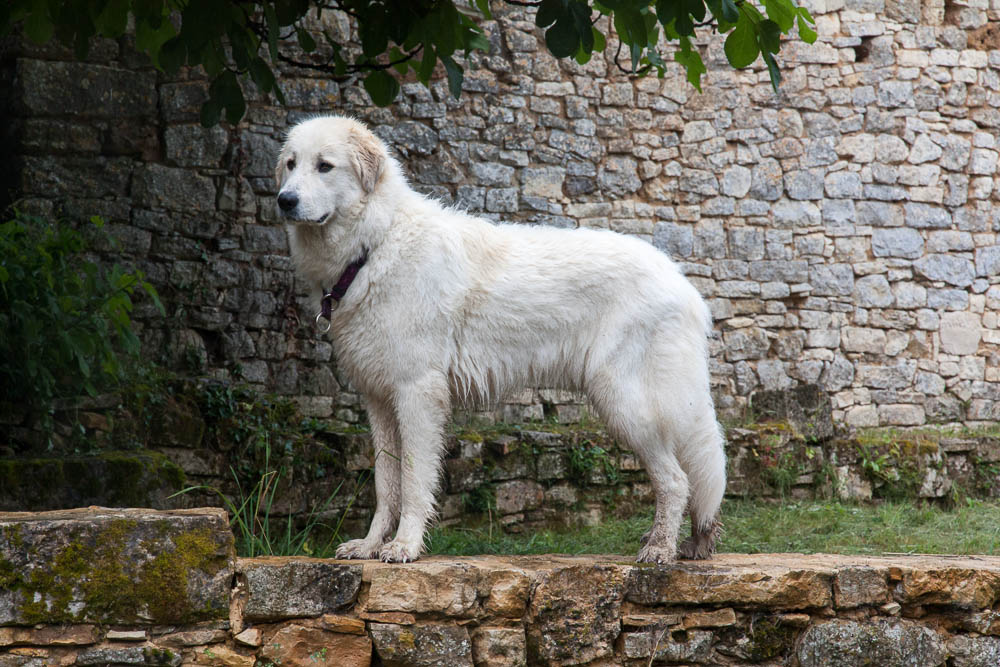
[4,1,1000,427]
[3,507,1000,666]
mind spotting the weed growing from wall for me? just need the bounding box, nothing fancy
[0,211,162,445]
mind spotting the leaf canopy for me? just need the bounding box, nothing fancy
[0,0,816,125]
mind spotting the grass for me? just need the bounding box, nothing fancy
[426,498,1000,558]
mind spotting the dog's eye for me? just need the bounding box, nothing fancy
[287,159,296,171]
[317,161,333,173]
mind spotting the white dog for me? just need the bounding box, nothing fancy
[275,115,726,563]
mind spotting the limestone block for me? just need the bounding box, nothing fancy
[834,566,889,608]
[527,563,628,665]
[0,507,234,625]
[872,228,924,259]
[16,59,156,118]
[521,166,565,199]
[240,558,362,621]
[939,311,982,355]
[914,254,975,287]
[627,560,833,609]
[366,562,478,617]
[797,620,946,667]
[472,627,526,667]
[260,623,371,667]
[369,623,473,667]
[948,635,1000,667]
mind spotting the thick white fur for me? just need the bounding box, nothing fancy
[276,115,726,563]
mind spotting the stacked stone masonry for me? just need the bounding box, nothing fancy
[3,508,1000,666]
[5,1,1000,426]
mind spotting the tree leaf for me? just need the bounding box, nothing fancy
[363,69,400,107]
[264,3,279,61]
[592,26,606,52]
[764,0,796,32]
[200,96,222,128]
[569,1,593,52]
[536,0,565,28]
[797,8,817,43]
[297,27,316,52]
[724,15,759,68]
[674,36,705,92]
[758,18,782,54]
[418,44,437,82]
[249,57,275,93]
[720,0,740,23]
[762,49,782,92]
[23,0,53,44]
[93,0,129,38]
[441,53,464,99]
[158,35,186,75]
[545,14,579,58]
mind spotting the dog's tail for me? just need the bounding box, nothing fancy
[674,295,726,539]
[681,416,726,533]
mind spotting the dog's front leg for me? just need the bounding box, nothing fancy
[379,374,450,563]
[336,397,400,559]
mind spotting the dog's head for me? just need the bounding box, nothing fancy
[275,116,387,224]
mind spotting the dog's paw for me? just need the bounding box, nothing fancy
[677,536,712,560]
[636,544,676,564]
[379,539,422,563]
[335,539,381,560]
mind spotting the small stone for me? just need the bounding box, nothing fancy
[370,623,472,667]
[234,628,262,647]
[471,627,527,667]
[189,644,256,666]
[835,567,889,609]
[105,630,147,641]
[320,614,366,635]
[682,608,737,628]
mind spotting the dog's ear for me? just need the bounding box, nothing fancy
[274,147,287,187]
[349,127,386,194]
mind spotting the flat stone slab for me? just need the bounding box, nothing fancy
[346,552,1000,614]
[0,507,235,626]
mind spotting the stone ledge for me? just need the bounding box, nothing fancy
[232,553,1000,666]
[4,508,1000,665]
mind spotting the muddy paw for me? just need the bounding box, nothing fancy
[379,539,422,563]
[636,543,676,564]
[335,539,381,560]
[678,535,714,560]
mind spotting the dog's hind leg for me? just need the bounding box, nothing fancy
[379,373,450,563]
[593,382,689,564]
[336,397,401,559]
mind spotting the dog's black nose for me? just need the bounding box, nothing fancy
[277,191,298,212]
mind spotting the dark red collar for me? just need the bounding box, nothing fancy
[320,248,369,320]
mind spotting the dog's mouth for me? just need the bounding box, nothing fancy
[314,213,331,224]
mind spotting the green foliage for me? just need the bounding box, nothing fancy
[0,0,816,124]
[173,436,366,558]
[568,441,620,484]
[0,212,162,429]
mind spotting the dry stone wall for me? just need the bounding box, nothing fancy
[3,508,1000,666]
[4,1,1000,427]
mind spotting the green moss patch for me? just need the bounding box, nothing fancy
[3,514,232,625]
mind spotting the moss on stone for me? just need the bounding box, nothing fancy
[11,519,228,625]
[747,617,799,661]
[136,527,229,623]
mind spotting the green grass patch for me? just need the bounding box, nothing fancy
[427,499,1000,557]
